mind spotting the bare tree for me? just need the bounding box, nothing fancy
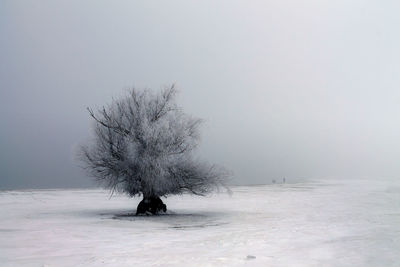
[80,85,229,214]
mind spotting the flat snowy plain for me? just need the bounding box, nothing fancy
[1,178,399,266]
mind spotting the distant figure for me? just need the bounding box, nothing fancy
[283,177,286,183]
[272,179,276,184]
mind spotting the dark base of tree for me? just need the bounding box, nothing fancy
[136,196,167,215]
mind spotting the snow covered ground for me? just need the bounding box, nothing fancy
[0,178,399,266]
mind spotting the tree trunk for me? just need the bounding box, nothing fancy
[136,196,167,215]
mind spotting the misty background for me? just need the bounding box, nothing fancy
[1,1,399,189]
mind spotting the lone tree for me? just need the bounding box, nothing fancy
[80,85,228,215]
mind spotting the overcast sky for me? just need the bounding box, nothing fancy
[1,0,399,189]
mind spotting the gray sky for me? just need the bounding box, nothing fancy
[1,0,399,189]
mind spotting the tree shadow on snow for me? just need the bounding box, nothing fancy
[112,210,230,230]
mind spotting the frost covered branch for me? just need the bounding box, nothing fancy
[79,85,229,199]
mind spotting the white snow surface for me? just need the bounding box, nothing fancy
[0,179,399,266]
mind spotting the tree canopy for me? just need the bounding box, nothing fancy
[80,85,228,198]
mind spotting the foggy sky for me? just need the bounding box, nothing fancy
[1,0,399,189]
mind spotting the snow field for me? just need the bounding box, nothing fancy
[0,179,399,266]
